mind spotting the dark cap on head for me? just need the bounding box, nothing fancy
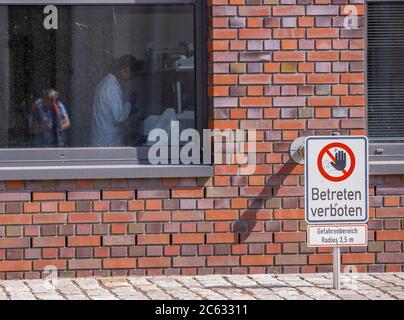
[111,55,144,74]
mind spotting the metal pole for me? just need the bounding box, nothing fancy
[333,246,341,290]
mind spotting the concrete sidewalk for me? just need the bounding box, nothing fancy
[0,273,403,300]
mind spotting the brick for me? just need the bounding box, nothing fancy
[6,226,22,237]
[103,213,136,223]
[144,200,162,211]
[241,255,273,266]
[274,209,304,220]
[239,74,270,84]
[137,234,170,245]
[102,190,135,200]
[68,259,101,270]
[172,234,205,244]
[274,232,306,243]
[172,211,204,221]
[341,73,364,84]
[342,253,375,264]
[274,51,305,61]
[307,5,339,16]
[376,230,404,241]
[239,29,271,39]
[68,236,101,247]
[376,208,404,218]
[0,261,31,272]
[33,214,66,225]
[206,210,238,221]
[212,28,236,40]
[308,96,338,107]
[33,260,67,270]
[307,28,338,38]
[172,188,204,198]
[280,63,297,73]
[213,77,237,89]
[240,233,272,243]
[308,119,339,129]
[128,200,145,211]
[377,253,404,263]
[0,214,32,225]
[207,233,238,244]
[173,257,205,267]
[207,256,239,267]
[273,6,305,16]
[138,257,170,268]
[275,255,307,265]
[137,190,170,199]
[341,52,364,61]
[58,202,76,212]
[93,201,109,211]
[206,187,238,198]
[307,52,339,62]
[308,254,332,265]
[240,97,271,107]
[341,96,365,106]
[239,6,271,16]
[137,211,170,222]
[274,74,304,84]
[0,192,30,202]
[0,238,30,248]
[273,186,304,196]
[103,258,136,269]
[68,212,101,223]
[273,97,305,107]
[273,28,305,39]
[103,235,137,246]
[32,237,66,248]
[32,192,65,201]
[307,74,339,84]
[23,203,41,213]
[241,53,270,64]
[274,120,305,130]
[68,191,100,200]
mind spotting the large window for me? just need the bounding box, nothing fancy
[0,0,209,178]
[367,1,404,171]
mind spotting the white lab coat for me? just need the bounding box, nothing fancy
[90,73,132,147]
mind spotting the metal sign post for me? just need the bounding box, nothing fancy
[333,247,341,290]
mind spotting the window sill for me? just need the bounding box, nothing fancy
[0,164,213,181]
[370,161,404,175]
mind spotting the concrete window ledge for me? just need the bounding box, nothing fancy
[370,161,404,175]
[0,165,214,181]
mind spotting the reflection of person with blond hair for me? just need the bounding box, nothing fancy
[28,89,70,147]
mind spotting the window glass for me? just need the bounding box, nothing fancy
[0,5,196,148]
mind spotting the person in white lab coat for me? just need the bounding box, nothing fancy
[90,55,143,147]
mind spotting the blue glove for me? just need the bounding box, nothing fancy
[128,92,138,106]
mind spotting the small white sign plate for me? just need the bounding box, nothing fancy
[307,224,368,247]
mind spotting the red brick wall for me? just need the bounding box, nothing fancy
[0,1,403,279]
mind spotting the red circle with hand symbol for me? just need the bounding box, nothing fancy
[317,142,356,182]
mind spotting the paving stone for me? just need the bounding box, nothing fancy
[128,277,172,300]
[0,273,402,300]
[174,277,228,300]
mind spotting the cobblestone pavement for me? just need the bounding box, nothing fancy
[0,273,403,300]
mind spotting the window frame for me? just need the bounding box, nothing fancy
[0,0,212,180]
[366,0,404,174]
